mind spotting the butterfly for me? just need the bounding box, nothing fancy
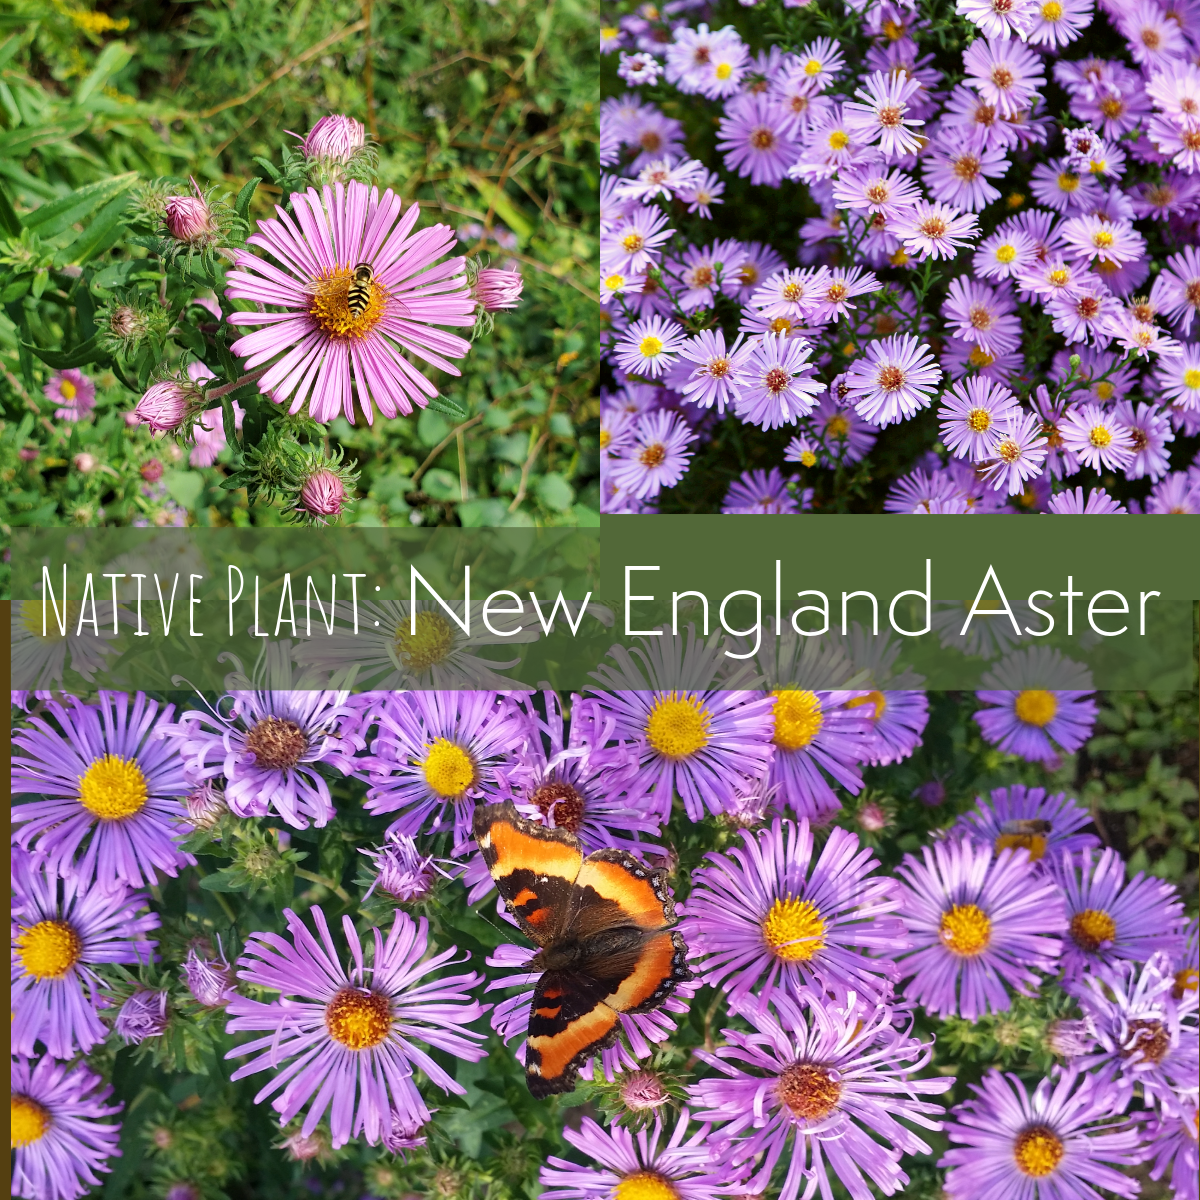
[472,800,691,1097]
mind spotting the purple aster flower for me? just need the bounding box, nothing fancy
[115,988,170,1045]
[11,691,192,889]
[895,838,1065,1020]
[678,329,754,413]
[1060,402,1134,472]
[940,1066,1141,1200]
[974,675,1097,766]
[225,181,474,424]
[588,631,776,822]
[804,267,881,325]
[1051,847,1186,982]
[361,830,460,904]
[717,93,798,186]
[942,278,1021,357]
[614,315,687,379]
[364,690,526,844]
[182,939,238,1007]
[733,333,824,429]
[1113,399,1174,480]
[938,376,1018,462]
[953,784,1100,868]
[722,467,808,514]
[843,69,926,158]
[851,690,929,766]
[894,200,980,261]
[831,166,921,220]
[225,906,486,1148]
[981,409,1049,495]
[676,168,725,218]
[957,0,1038,39]
[609,410,698,499]
[160,690,357,830]
[924,129,1010,212]
[617,51,662,87]
[539,1110,736,1199]
[669,239,746,312]
[11,850,158,1060]
[682,817,907,1008]
[975,228,1037,281]
[43,368,96,422]
[728,241,787,299]
[1143,1102,1200,1200]
[810,393,878,464]
[963,36,1046,118]
[1147,470,1200,513]
[690,995,951,1200]
[844,334,942,427]
[11,1055,122,1200]
[1047,485,1127,514]
[1060,214,1145,267]
[1150,245,1200,336]
[601,205,673,275]
[1027,0,1094,47]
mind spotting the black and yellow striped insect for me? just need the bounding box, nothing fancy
[346,262,375,318]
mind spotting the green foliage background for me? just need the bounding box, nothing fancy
[0,0,600,589]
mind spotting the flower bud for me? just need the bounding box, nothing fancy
[134,382,191,433]
[141,458,164,483]
[19,447,38,462]
[182,943,237,1008]
[72,452,97,474]
[857,801,890,832]
[620,1069,670,1111]
[913,780,945,808]
[301,114,366,162]
[164,1185,201,1200]
[1046,1018,1095,1058]
[183,779,227,830]
[109,305,139,339]
[281,1129,330,1162]
[164,192,214,243]
[474,267,523,312]
[298,467,347,521]
[115,989,170,1044]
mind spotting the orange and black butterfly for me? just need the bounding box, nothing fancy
[472,800,691,1097]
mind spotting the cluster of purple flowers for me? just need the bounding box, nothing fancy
[10,677,1197,1197]
[600,0,1200,514]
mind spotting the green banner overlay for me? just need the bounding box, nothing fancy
[11,518,1199,694]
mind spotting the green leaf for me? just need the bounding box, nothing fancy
[164,469,204,511]
[73,41,133,107]
[426,393,469,421]
[252,156,282,184]
[234,176,260,221]
[0,121,89,160]
[535,471,575,512]
[0,181,20,237]
[20,333,104,369]
[59,193,130,264]
[198,870,243,893]
[22,173,138,239]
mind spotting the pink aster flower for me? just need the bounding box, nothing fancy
[974,229,1037,281]
[845,335,943,427]
[609,410,697,499]
[1150,245,1200,336]
[600,205,673,275]
[942,278,1021,357]
[134,381,192,433]
[938,376,1019,462]
[804,267,880,324]
[1027,0,1094,47]
[842,69,926,158]
[831,166,921,220]
[981,409,1049,495]
[164,183,215,244]
[894,201,979,261]
[1154,342,1200,409]
[1116,1,1187,69]
[733,334,825,429]
[1029,162,1102,213]
[1146,471,1200,513]
[1060,215,1145,266]
[1047,281,1119,346]
[225,181,474,424]
[1060,402,1135,472]
[956,0,1038,39]
[43,369,95,422]
[717,93,799,186]
[963,36,1046,118]
[473,268,522,312]
[614,315,686,379]
[791,105,878,182]
[923,130,1010,213]
[677,328,755,413]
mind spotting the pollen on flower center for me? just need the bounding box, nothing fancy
[764,366,791,394]
[954,155,981,181]
[1058,172,1080,192]
[939,903,992,956]
[995,243,1017,263]
[613,1171,680,1200]
[1014,689,1057,726]
[772,688,825,750]
[991,66,1015,90]
[1077,296,1100,318]
[639,442,667,467]
[60,379,77,400]
[827,414,850,437]
[777,1062,841,1120]
[751,127,775,150]
[878,364,906,391]
[878,105,902,128]
[324,987,392,1050]
[1042,0,1063,17]
[1184,369,1200,389]
[419,737,476,798]
[530,779,586,832]
[645,692,711,759]
[307,265,387,340]
[996,831,1048,860]
[17,919,84,979]
[715,62,733,80]
[639,335,664,358]
[969,305,994,330]
[763,895,827,961]
[623,233,645,253]
[707,357,731,378]
[967,408,993,432]
[395,610,456,672]
[826,282,847,302]
[1014,1126,1064,1177]
[1095,381,1115,400]
[919,217,948,238]
[78,754,149,820]
[245,716,309,770]
[10,1094,51,1148]
[969,347,995,368]
[691,265,714,287]
[1092,230,1114,249]
[997,438,1021,463]
[805,57,823,75]
[828,130,850,150]
[1122,1018,1170,1064]
[1049,269,1069,286]
[1069,907,1117,951]
[1089,424,1113,448]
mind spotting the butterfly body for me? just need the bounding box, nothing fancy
[473,801,691,1097]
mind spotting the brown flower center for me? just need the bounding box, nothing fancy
[777,1063,841,1121]
[764,367,790,394]
[878,364,905,391]
[530,780,586,832]
[639,442,667,468]
[245,717,308,770]
[751,127,775,150]
[1121,1018,1170,1064]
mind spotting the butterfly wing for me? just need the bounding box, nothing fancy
[473,801,582,946]
[524,969,623,1098]
[568,848,678,937]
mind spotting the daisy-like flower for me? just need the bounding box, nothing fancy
[43,369,95,422]
[895,838,1066,1020]
[11,1055,123,1200]
[1060,402,1134,472]
[749,267,826,321]
[609,409,698,498]
[717,92,799,186]
[1143,1103,1200,1200]
[981,409,1049,495]
[843,69,925,157]
[832,166,921,220]
[1027,0,1094,48]
[1060,214,1144,266]
[669,239,745,312]
[939,376,1018,462]
[963,36,1046,118]
[804,267,880,325]
[690,995,952,1200]
[683,818,906,1007]
[924,130,1010,213]
[1047,486,1127,514]
[11,850,158,1060]
[975,677,1097,766]
[601,206,673,275]
[160,690,357,830]
[614,155,706,204]
[952,784,1101,866]
[617,51,663,87]
[364,690,527,844]
[615,315,687,379]
[1047,281,1119,346]
[11,691,192,889]
[940,1066,1141,1200]
[943,278,1021,357]
[539,1110,736,1199]
[849,689,929,766]
[1155,344,1200,412]
[1147,471,1200,513]
[11,597,119,690]
[225,181,475,424]
[733,334,825,430]
[1114,399,1174,480]
[678,329,754,412]
[181,939,237,1008]
[588,629,776,823]
[722,467,809,514]
[225,906,487,1149]
[792,105,876,182]
[1150,245,1200,336]
[844,334,943,427]
[1051,847,1186,981]
[894,200,980,261]
[957,0,1038,39]
[1117,0,1187,68]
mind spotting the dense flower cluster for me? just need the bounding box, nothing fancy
[599,0,1200,513]
[10,671,1197,1197]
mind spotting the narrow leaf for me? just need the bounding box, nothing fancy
[20,333,104,370]
[22,172,138,238]
[234,176,260,221]
[0,180,20,236]
[60,193,130,264]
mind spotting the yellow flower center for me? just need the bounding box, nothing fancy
[995,243,1017,263]
[1070,908,1117,952]
[805,58,823,75]
[800,450,816,467]
[828,130,850,150]
[20,598,67,640]
[601,25,618,37]
[967,408,992,433]
[324,987,392,1050]
[1042,0,1063,17]
[78,754,149,820]
[1183,368,1200,389]
[645,693,711,759]
[1095,381,1115,400]
[17,919,83,978]
[639,335,664,359]
[826,414,850,438]
[939,904,991,956]
[1057,172,1080,192]
[10,1095,51,1148]
[1093,229,1114,249]
[599,428,612,449]
[1014,690,1057,727]
[418,737,476,798]
[846,690,887,721]
[889,247,910,267]
[59,379,78,400]
[623,233,645,253]
[995,832,1048,861]
[1173,967,1198,998]
[715,62,732,80]
[614,1172,680,1200]
[307,265,387,340]
[394,611,455,673]
[762,896,827,961]
[605,274,625,291]
[1089,422,1115,448]
[1049,269,1069,286]
[771,689,824,750]
[1014,1126,1064,1177]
